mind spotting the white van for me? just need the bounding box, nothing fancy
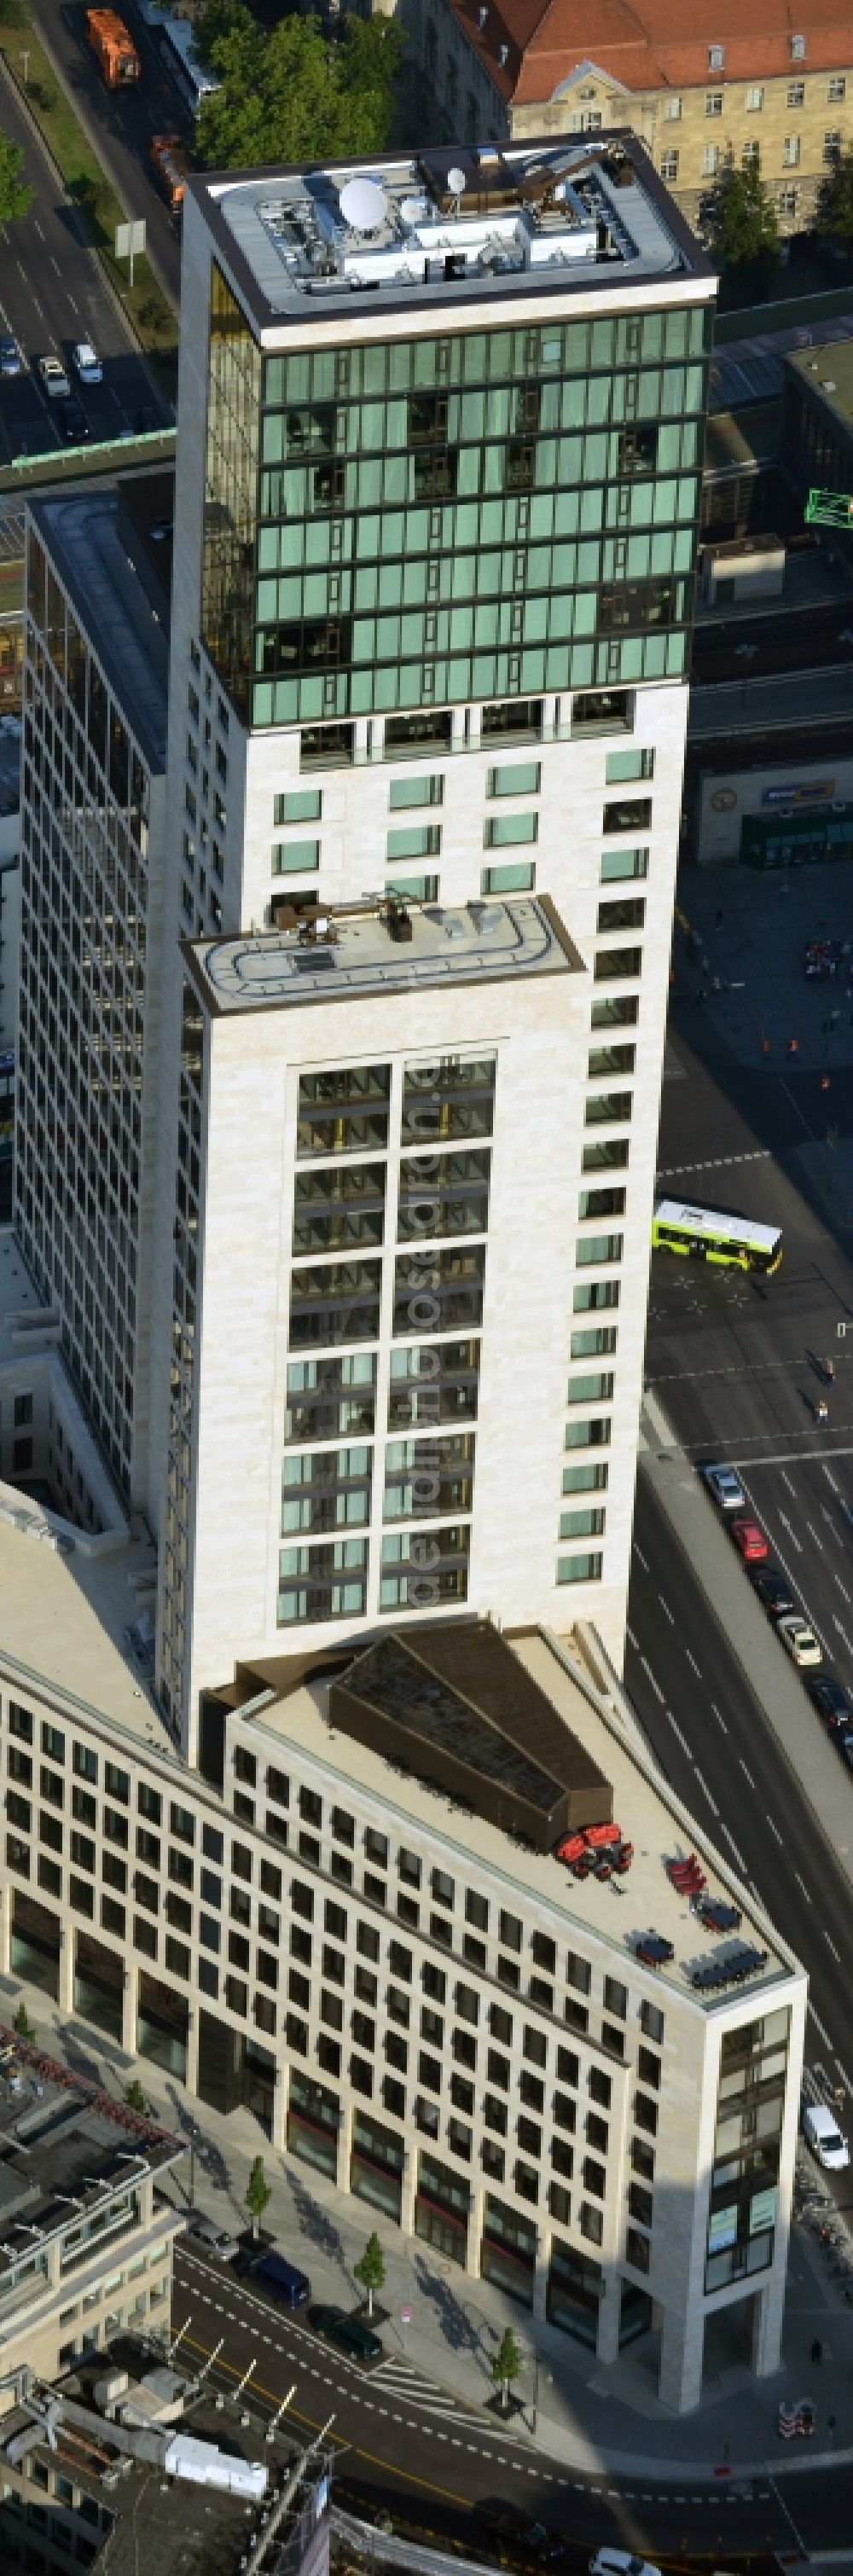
[804,2103,850,2170]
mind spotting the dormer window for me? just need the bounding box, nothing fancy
[708,43,724,69]
[791,31,805,56]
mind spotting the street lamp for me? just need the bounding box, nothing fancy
[20,49,30,84]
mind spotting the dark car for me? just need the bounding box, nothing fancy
[808,1677,853,1727]
[309,2303,382,2363]
[749,1566,796,1617]
[234,2246,310,2308]
[58,397,90,445]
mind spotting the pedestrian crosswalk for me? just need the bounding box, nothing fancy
[370,2352,510,2436]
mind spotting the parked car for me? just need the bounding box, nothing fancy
[37,353,71,398]
[0,333,23,376]
[749,1566,796,1618]
[184,2213,241,2261]
[778,1615,822,1669]
[589,2555,662,2576]
[807,1677,853,1727]
[804,2103,850,2170]
[730,1516,768,1564]
[700,1462,746,1511]
[236,2247,310,2308]
[72,339,102,386]
[58,397,90,444]
[309,2303,382,2363]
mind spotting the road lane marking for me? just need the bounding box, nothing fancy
[776,1508,804,1555]
[794,1871,812,1903]
[693,1766,718,1813]
[710,1702,728,1731]
[740,1759,756,1787]
[658,1592,676,1625]
[824,1931,842,1961]
[720,1822,747,1872]
[768,1816,783,1842]
[638,1652,664,1703]
[634,1546,649,1573]
[832,1616,853,1656]
[684,1646,702,1676]
[666,1709,691,1752]
[809,2006,833,2047]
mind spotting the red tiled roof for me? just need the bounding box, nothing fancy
[448,0,853,109]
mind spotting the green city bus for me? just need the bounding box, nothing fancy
[652,1197,782,1273]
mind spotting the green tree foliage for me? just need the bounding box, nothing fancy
[819,144,853,247]
[709,159,778,271]
[0,131,33,229]
[490,2325,522,2411]
[13,2000,35,2040]
[124,2078,147,2113]
[194,7,403,171]
[353,2230,386,2318]
[245,2153,272,2238]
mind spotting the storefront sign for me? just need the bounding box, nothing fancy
[761,780,835,808]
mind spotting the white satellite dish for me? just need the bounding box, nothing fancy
[339,176,387,233]
[447,166,467,199]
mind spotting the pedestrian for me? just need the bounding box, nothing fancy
[811,2337,822,2366]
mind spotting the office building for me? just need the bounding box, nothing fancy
[132,133,715,1743]
[410,0,853,240]
[0,2028,183,2391]
[0,1509,806,2414]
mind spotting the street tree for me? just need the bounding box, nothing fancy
[125,2079,147,2113]
[819,145,853,249]
[490,2325,522,2412]
[13,2000,34,2041]
[195,10,403,172]
[353,2230,386,2318]
[0,132,33,229]
[708,159,778,273]
[245,2154,271,2240]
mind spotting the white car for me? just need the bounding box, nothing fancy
[701,1461,746,1511]
[589,2555,661,2576]
[72,339,102,386]
[778,1614,822,1669]
[804,2103,850,2171]
[37,353,71,399]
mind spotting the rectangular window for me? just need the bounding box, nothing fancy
[782,134,801,165]
[486,762,541,798]
[386,825,440,861]
[484,813,538,849]
[606,748,653,784]
[389,775,444,809]
[481,862,535,895]
[272,838,320,874]
[705,90,723,115]
[660,150,678,182]
[702,144,721,176]
[386,874,439,903]
[566,1372,613,1406]
[824,131,841,162]
[786,80,804,105]
[275,789,321,825]
[603,797,652,836]
[746,83,763,108]
[828,76,845,101]
[572,690,633,736]
[664,94,682,117]
[575,1231,623,1265]
[594,949,641,983]
[601,846,647,883]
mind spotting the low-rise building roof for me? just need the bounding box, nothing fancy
[444,0,853,113]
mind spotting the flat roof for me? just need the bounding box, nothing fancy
[235,1623,798,2011]
[29,491,169,775]
[0,1501,183,1763]
[786,337,853,443]
[193,134,711,334]
[186,893,581,1018]
[0,2033,183,2280]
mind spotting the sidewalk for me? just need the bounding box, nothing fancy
[5,1976,853,2484]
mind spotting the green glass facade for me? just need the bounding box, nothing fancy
[200,273,711,728]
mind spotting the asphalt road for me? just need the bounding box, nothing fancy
[626,1474,853,2124]
[0,65,160,461]
[25,0,184,307]
[169,2242,803,2563]
[693,597,853,686]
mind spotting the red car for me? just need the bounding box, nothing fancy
[730,1516,768,1563]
